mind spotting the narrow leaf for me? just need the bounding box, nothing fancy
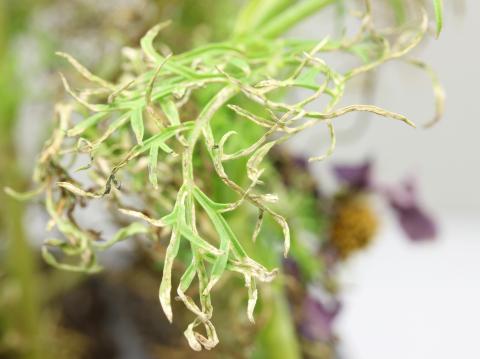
[247,141,275,182]
[148,145,159,188]
[92,222,149,249]
[42,246,101,273]
[176,221,224,256]
[56,52,115,90]
[433,0,443,38]
[193,187,247,259]
[160,98,180,125]
[244,274,258,323]
[131,107,144,144]
[57,181,103,198]
[67,112,109,137]
[140,21,171,62]
[159,223,181,322]
[4,185,45,201]
[133,122,193,155]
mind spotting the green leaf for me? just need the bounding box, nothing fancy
[42,246,101,273]
[247,141,275,182]
[176,221,223,256]
[141,22,207,80]
[133,122,193,155]
[44,238,84,256]
[193,187,247,259]
[90,112,131,150]
[433,0,443,38]
[4,186,44,201]
[159,98,180,126]
[68,112,109,137]
[92,222,149,249]
[148,145,159,188]
[131,107,144,144]
[176,259,208,323]
[56,52,115,90]
[159,223,181,322]
[140,22,171,63]
[179,260,197,293]
[245,275,257,323]
[193,188,232,294]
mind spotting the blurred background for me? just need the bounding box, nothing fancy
[0,0,478,358]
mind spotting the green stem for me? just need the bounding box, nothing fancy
[234,0,294,38]
[258,0,335,38]
[253,286,301,359]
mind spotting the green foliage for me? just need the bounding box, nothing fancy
[8,0,444,352]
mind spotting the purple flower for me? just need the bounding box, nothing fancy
[299,293,341,342]
[386,179,437,241]
[333,160,372,190]
[332,160,438,241]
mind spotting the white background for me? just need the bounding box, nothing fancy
[337,212,480,359]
